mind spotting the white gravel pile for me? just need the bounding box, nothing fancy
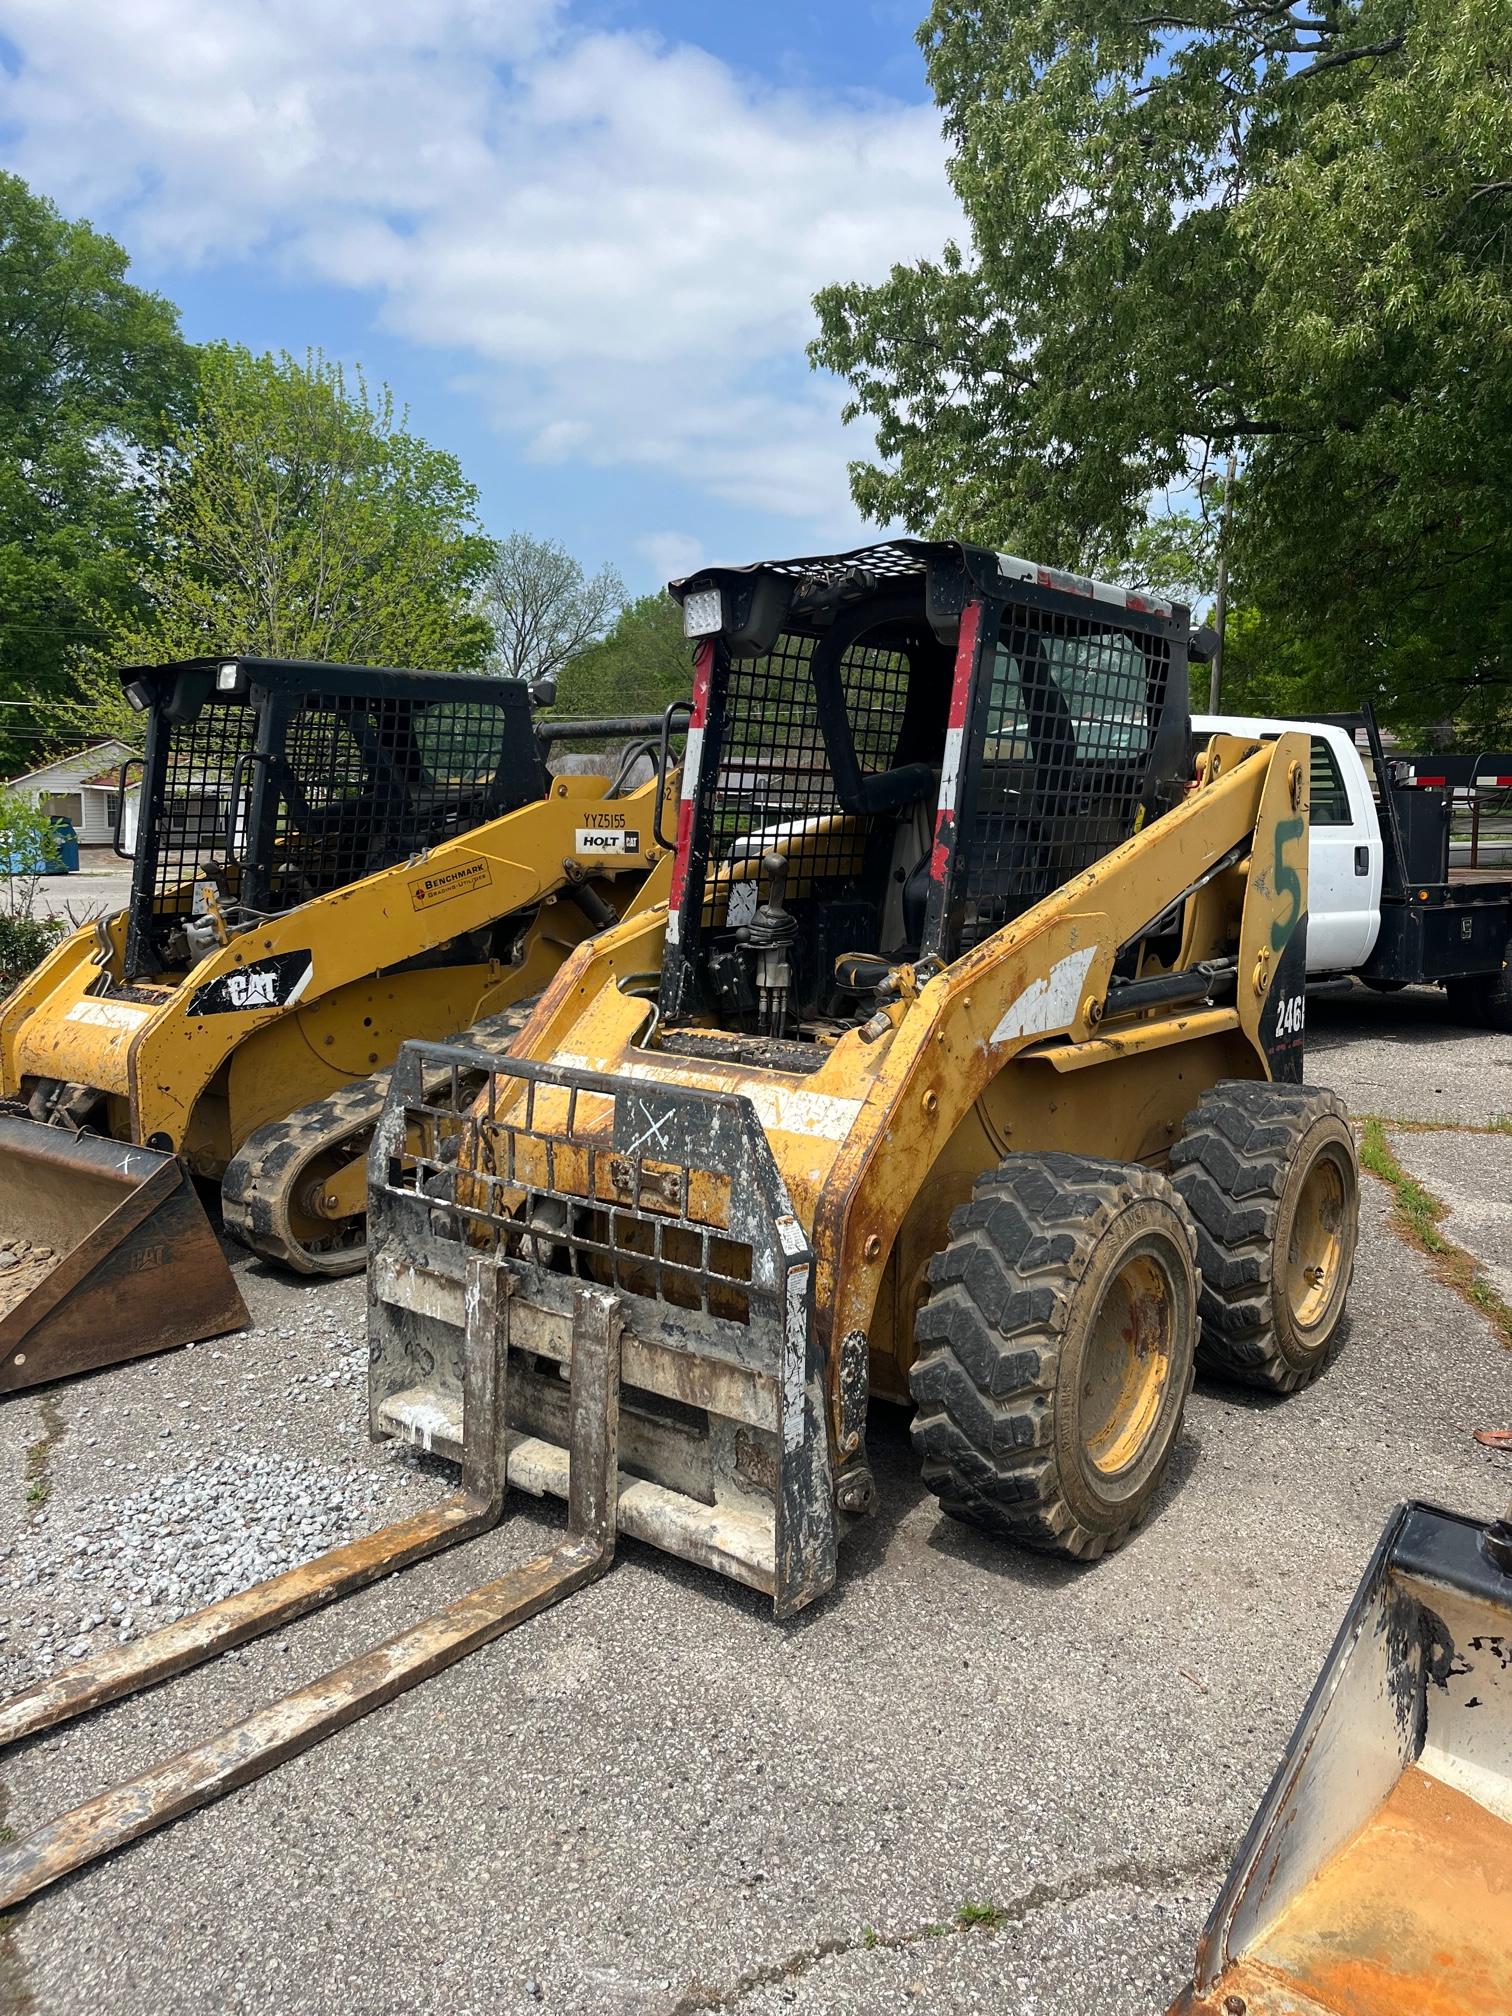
[0,1447,408,1685]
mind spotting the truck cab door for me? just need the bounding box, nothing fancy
[1306,735,1381,971]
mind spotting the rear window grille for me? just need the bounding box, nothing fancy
[136,691,518,969]
[698,630,910,925]
[267,696,510,906]
[955,605,1169,949]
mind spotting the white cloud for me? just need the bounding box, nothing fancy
[635,532,704,586]
[0,1,956,535]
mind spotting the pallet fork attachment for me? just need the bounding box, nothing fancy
[0,1262,623,1911]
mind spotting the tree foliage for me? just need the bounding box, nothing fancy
[812,0,1512,740]
[0,173,194,771]
[479,532,624,688]
[102,346,492,685]
[557,592,694,717]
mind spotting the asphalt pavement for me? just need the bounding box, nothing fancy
[1,984,1509,2016]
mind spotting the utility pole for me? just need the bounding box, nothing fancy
[1208,447,1236,714]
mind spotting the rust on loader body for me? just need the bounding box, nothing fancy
[0,1117,246,1392]
[0,1260,623,1911]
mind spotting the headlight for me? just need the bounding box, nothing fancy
[123,679,153,712]
[215,661,243,693]
[681,586,723,639]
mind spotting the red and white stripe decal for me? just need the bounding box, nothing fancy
[930,600,981,883]
[995,552,1172,620]
[664,641,713,944]
[1476,775,1512,789]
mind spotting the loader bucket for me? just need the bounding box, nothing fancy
[0,1117,248,1393]
[1171,1500,1512,2016]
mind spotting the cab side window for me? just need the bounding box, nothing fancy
[1310,740,1352,827]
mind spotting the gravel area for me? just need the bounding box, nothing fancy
[0,1282,442,1699]
[0,1242,57,1322]
[0,992,1509,2016]
[0,1449,398,1684]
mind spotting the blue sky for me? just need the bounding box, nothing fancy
[0,0,958,594]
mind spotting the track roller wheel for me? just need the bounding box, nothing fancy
[1169,1080,1358,1393]
[909,1155,1200,1561]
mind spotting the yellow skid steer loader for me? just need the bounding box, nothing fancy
[0,654,678,1390]
[0,540,1358,1907]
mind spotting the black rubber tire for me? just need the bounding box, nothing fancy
[1169,1080,1359,1394]
[909,1154,1200,1561]
[1447,946,1512,1033]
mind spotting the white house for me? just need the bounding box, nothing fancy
[3,740,141,849]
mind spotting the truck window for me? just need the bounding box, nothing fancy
[1310,740,1352,827]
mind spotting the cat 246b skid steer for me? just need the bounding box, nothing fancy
[0,654,675,1390]
[0,540,1359,1909]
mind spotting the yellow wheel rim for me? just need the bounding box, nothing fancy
[1081,1248,1175,1476]
[1286,1150,1347,1332]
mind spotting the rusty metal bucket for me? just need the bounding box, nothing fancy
[0,1116,247,1392]
[1171,1500,1512,2016]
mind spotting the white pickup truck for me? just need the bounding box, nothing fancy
[1194,711,1512,1029]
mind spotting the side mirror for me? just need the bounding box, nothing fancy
[530,674,558,709]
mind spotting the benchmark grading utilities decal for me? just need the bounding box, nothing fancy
[407,857,493,911]
[188,950,313,1016]
[575,809,641,857]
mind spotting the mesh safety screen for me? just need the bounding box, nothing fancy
[954,604,1170,950]
[149,699,257,932]
[697,630,912,922]
[142,693,516,961]
[263,695,511,908]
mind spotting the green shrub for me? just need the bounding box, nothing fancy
[0,789,66,991]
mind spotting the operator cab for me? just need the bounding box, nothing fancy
[658,540,1198,1059]
[112,657,545,981]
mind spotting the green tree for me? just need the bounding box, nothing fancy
[557,592,694,716]
[0,174,194,771]
[478,531,625,688]
[78,345,492,736]
[812,0,1512,741]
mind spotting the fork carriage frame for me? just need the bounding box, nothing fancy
[369,1045,838,1616]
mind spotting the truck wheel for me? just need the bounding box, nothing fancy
[909,1155,1200,1561]
[1169,1082,1358,1394]
[1448,951,1512,1033]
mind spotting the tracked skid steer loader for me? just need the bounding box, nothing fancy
[1170,1498,1512,2016]
[0,541,1360,1909]
[0,654,676,1389]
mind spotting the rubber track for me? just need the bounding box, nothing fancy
[908,1153,1198,1562]
[221,1001,538,1276]
[1167,1078,1351,1392]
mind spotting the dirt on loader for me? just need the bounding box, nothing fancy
[0,1239,57,1319]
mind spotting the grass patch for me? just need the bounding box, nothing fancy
[955,1901,1012,1931]
[21,1394,64,1510]
[1357,1111,1512,1137]
[1359,1118,1512,1351]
